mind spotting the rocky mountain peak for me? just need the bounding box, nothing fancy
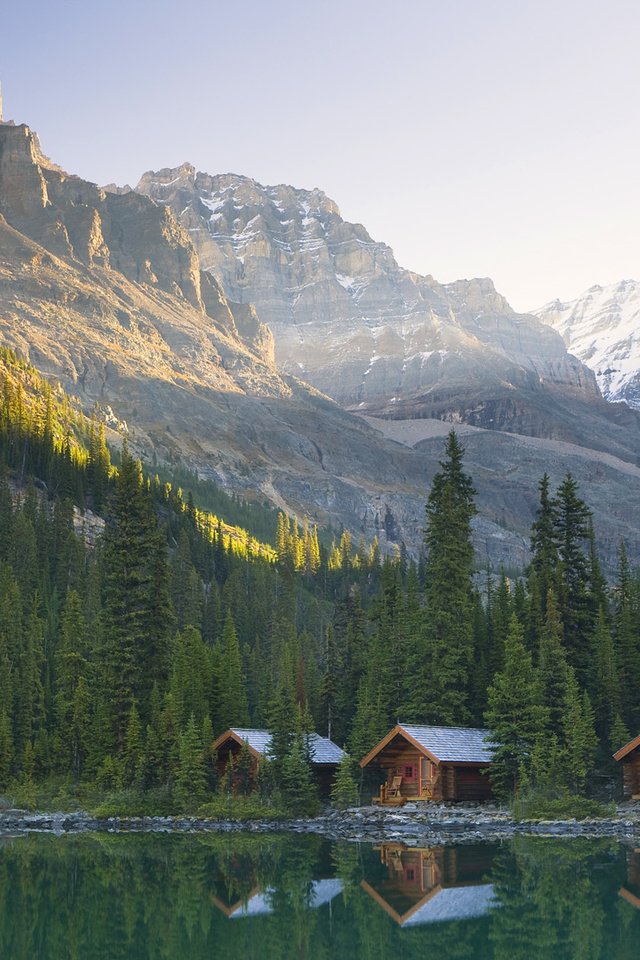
[135,165,600,431]
[534,279,640,408]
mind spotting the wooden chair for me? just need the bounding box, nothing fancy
[387,775,403,798]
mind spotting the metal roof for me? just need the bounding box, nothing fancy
[402,884,497,926]
[398,724,494,763]
[229,729,345,765]
[229,880,343,919]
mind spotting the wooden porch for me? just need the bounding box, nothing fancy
[372,767,437,806]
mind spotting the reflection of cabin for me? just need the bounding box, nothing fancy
[361,844,497,925]
[619,849,640,909]
[360,724,494,804]
[212,728,345,797]
[613,734,640,799]
[212,880,343,919]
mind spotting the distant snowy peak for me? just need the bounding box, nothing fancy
[534,280,640,408]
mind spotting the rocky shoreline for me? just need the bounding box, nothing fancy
[2,803,640,845]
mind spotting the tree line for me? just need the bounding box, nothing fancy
[0,346,638,811]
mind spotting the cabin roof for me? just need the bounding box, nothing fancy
[227,879,343,919]
[360,723,494,767]
[214,728,345,765]
[613,733,640,762]
[402,884,497,926]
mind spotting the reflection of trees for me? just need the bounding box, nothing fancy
[489,838,631,960]
[0,835,639,960]
[0,833,333,960]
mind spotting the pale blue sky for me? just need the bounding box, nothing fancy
[2,0,639,310]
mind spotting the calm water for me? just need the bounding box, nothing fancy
[0,831,639,959]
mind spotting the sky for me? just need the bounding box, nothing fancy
[2,0,639,311]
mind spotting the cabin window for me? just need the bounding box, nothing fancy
[404,764,416,781]
[404,867,416,882]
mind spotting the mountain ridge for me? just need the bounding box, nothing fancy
[134,163,601,431]
[2,117,640,569]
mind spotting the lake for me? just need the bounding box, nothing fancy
[0,831,639,959]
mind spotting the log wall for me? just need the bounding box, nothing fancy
[622,752,640,799]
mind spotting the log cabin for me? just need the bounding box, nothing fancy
[361,843,498,926]
[613,734,640,800]
[212,728,345,797]
[360,724,494,805]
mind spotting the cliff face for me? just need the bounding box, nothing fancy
[2,121,640,569]
[0,124,275,365]
[135,166,599,432]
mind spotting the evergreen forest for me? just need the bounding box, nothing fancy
[0,348,638,815]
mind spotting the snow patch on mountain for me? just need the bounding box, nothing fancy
[534,280,640,408]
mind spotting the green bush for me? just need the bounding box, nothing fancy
[90,786,174,818]
[197,795,287,821]
[513,791,616,822]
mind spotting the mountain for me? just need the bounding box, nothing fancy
[134,166,603,436]
[534,280,640,409]
[0,119,441,552]
[2,117,640,569]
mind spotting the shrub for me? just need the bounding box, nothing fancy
[512,791,616,822]
[197,795,287,821]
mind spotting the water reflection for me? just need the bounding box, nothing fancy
[361,843,498,926]
[212,878,343,919]
[0,831,639,959]
[619,847,640,909]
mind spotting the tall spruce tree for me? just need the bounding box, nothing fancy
[529,473,558,616]
[99,445,173,751]
[485,615,548,800]
[421,430,476,723]
[553,473,592,682]
[216,611,249,730]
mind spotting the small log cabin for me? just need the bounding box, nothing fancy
[613,734,640,800]
[360,723,494,804]
[361,843,498,926]
[212,728,345,797]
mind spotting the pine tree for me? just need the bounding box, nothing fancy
[174,714,207,810]
[331,752,358,809]
[201,715,217,792]
[15,598,45,763]
[267,675,297,780]
[169,626,211,728]
[123,702,144,787]
[54,589,89,774]
[280,734,319,816]
[99,444,174,751]
[614,541,640,731]
[591,607,621,740]
[216,612,249,730]
[553,473,592,682]
[529,473,558,615]
[562,672,596,793]
[485,615,548,800]
[0,712,12,788]
[422,430,476,723]
[537,589,569,733]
